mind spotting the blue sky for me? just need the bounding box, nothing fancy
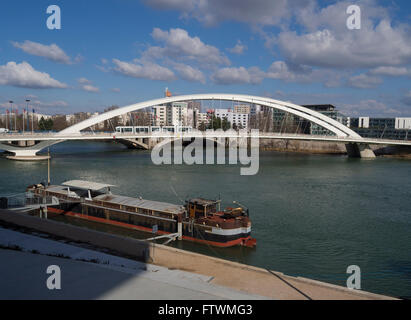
[0,0,411,117]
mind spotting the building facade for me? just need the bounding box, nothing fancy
[302,105,349,136]
[233,104,251,114]
[196,112,210,128]
[214,108,249,129]
[151,105,167,126]
[151,102,189,127]
[349,117,411,140]
[167,102,188,126]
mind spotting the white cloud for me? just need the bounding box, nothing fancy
[33,100,69,108]
[111,27,229,83]
[266,61,299,81]
[340,99,402,116]
[347,74,382,89]
[148,28,230,67]
[144,0,195,11]
[265,61,347,87]
[112,58,176,81]
[277,1,411,69]
[12,40,73,64]
[111,88,121,93]
[108,28,225,82]
[228,40,247,54]
[77,78,99,92]
[145,0,411,80]
[210,60,347,86]
[211,66,264,85]
[278,23,411,70]
[77,77,91,84]
[1,99,69,110]
[25,94,38,99]
[115,1,411,90]
[295,0,388,34]
[82,84,99,93]
[0,61,67,89]
[144,0,305,26]
[173,63,206,83]
[370,66,411,77]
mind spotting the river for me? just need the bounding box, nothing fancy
[1,140,410,298]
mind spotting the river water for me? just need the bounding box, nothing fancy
[1,141,410,298]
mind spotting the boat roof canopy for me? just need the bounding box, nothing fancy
[62,180,115,191]
[94,194,185,214]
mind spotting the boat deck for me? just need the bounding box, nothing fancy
[93,194,185,216]
[35,185,185,217]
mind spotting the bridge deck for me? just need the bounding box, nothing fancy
[1,132,411,146]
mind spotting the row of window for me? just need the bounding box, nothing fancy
[84,205,176,231]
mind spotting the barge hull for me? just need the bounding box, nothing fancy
[47,207,253,247]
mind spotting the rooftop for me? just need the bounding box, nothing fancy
[94,194,185,215]
[62,180,115,191]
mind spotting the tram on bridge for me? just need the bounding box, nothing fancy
[115,125,193,134]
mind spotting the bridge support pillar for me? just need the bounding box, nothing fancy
[345,143,376,158]
[0,140,58,161]
[5,149,50,161]
[116,138,149,150]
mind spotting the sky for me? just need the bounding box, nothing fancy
[0,0,411,117]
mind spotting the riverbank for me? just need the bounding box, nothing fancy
[0,209,395,300]
[260,139,411,158]
[260,139,346,154]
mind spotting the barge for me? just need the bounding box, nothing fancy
[27,180,256,248]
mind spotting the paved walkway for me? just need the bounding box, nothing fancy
[0,227,265,300]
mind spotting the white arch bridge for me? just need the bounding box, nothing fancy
[1,94,410,159]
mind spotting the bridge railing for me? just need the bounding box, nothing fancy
[1,130,411,145]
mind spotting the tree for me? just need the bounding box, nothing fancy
[208,114,222,130]
[198,121,207,131]
[52,115,68,131]
[38,117,54,131]
[221,117,231,131]
[103,105,120,130]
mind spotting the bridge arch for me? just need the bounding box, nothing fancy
[58,94,361,138]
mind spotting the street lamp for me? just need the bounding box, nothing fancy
[25,99,30,134]
[9,101,13,131]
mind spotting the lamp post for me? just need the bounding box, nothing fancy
[22,105,25,133]
[26,99,30,134]
[5,109,8,130]
[32,106,35,134]
[14,106,17,132]
[9,101,13,131]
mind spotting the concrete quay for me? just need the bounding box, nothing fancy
[0,209,396,300]
[0,226,264,300]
